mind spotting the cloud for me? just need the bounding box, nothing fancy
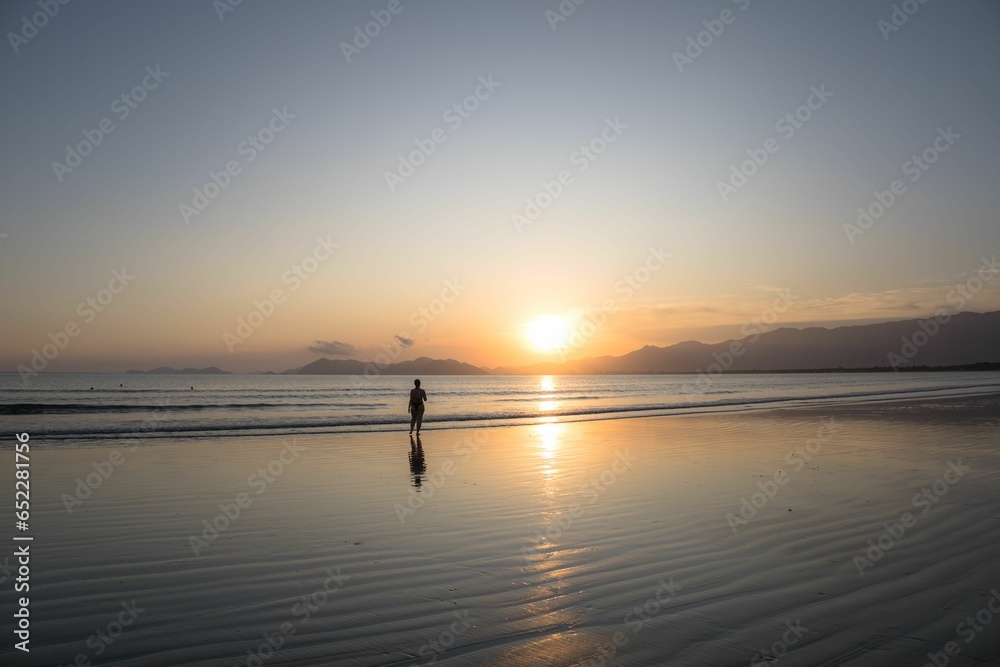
[394,335,415,347]
[307,340,356,356]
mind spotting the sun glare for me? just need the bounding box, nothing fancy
[525,316,571,351]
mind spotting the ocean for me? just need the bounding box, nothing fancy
[3,371,1000,447]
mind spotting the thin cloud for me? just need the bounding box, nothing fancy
[308,340,356,356]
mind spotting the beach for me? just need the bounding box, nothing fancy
[5,2,998,664]
[4,392,1000,666]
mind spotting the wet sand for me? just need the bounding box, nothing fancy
[3,393,1000,666]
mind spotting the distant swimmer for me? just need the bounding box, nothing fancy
[408,379,427,435]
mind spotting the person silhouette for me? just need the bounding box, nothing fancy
[408,379,427,435]
[408,434,426,489]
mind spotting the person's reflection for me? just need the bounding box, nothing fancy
[408,434,426,489]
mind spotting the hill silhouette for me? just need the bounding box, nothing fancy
[124,311,1000,376]
[494,310,1000,374]
[290,356,488,376]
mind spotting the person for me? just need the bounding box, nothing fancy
[408,379,427,434]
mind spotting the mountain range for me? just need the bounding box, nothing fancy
[125,310,1000,375]
[289,357,488,376]
[494,310,1000,374]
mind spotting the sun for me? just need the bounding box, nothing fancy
[525,315,571,351]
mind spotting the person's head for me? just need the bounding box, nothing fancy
[414,379,421,387]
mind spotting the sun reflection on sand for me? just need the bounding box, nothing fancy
[509,419,598,666]
[532,419,565,500]
[536,419,562,461]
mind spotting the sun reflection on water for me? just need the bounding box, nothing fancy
[537,375,560,415]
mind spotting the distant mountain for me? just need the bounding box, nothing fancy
[127,366,232,375]
[493,310,1000,374]
[123,311,1000,377]
[290,356,489,376]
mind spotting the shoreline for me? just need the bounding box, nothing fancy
[15,384,1000,448]
[3,392,999,665]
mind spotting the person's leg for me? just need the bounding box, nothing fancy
[415,407,424,434]
[410,410,416,433]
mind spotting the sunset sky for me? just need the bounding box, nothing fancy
[2,0,999,373]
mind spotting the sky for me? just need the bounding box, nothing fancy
[1,0,999,373]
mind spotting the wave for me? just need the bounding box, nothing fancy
[14,381,1000,442]
[495,394,607,403]
[0,401,385,415]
